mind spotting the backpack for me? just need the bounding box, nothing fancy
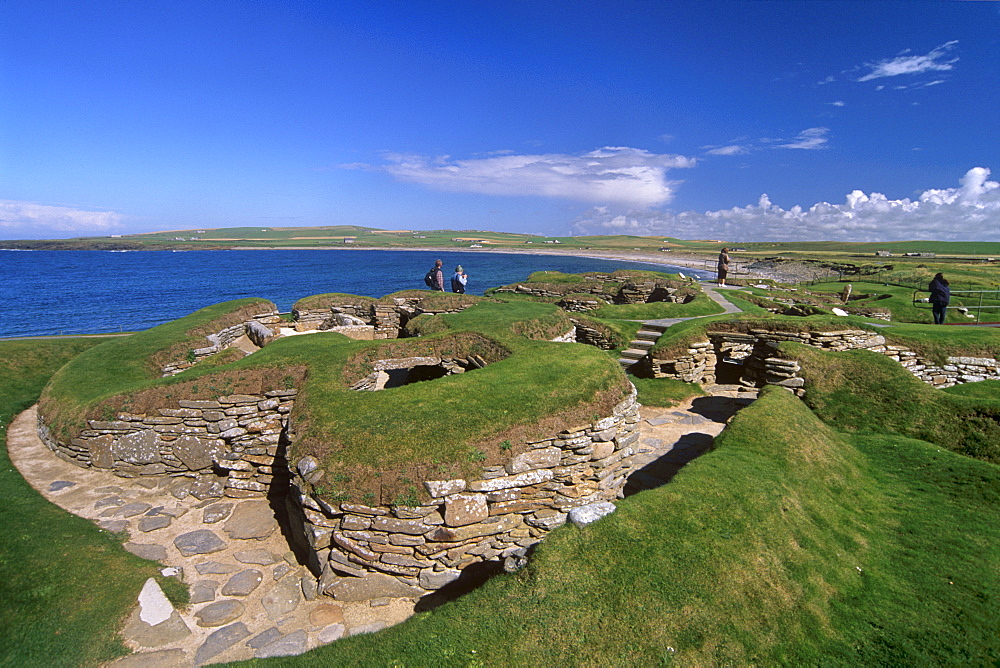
[424,267,437,288]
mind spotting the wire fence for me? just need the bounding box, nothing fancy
[911,288,1000,325]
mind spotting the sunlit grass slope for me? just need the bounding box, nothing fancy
[792,344,1000,464]
[234,386,1000,666]
[0,339,187,666]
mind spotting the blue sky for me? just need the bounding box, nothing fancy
[1,1,998,241]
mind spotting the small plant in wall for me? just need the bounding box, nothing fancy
[393,486,419,508]
[468,449,487,462]
[500,439,513,451]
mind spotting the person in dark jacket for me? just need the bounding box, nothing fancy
[431,259,445,291]
[929,273,950,324]
[451,265,468,293]
[717,248,730,286]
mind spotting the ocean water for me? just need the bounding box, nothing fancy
[0,249,709,338]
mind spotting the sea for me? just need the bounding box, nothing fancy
[0,249,710,338]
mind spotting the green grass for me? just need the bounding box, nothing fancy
[591,290,724,320]
[253,328,627,503]
[719,290,772,315]
[791,344,1000,464]
[0,339,188,666]
[39,298,275,439]
[232,386,1000,666]
[942,379,1000,399]
[879,321,1000,364]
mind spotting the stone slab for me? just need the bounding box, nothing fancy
[255,630,308,658]
[324,572,425,602]
[174,530,227,556]
[194,599,246,627]
[194,622,250,665]
[221,569,264,597]
[223,501,278,540]
[124,543,168,562]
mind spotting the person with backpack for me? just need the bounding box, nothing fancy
[451,265,468,293]
[424,259,445,291]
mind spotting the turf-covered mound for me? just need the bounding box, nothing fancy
[39,298,278,441]
[790,344,1000,464]
[254,386,1000,665]
[39,297,631,503]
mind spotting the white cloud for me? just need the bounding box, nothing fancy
[829,100,845,107]
[570,167,1000,242]
[359,147,696,207]
[0,200,124,235]
[857,41,959,82]
[705,128,829,156]
[704,145,748,156]
[775,127,829,150]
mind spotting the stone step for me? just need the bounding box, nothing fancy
[618,358,638,368]
[631,340,655,350]
[620,348,648,360]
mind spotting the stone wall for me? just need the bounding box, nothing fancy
[614,280,692,305]
[286,386,641,595]
[557,297,603,312]
[37,390,298,498]
[160,311,281,376]
[643,328,1000,390]
[570,318,618,350]
[292,298,473,340]
[348,355,492,391]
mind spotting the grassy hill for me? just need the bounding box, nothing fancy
[6,224,999,261]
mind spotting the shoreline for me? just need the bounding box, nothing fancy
[222,245,719,274]
[2,244,714,273]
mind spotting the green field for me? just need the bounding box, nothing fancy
[6,225,1000,263]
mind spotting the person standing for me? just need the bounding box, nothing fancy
[424,259,446,291]
[929,273,950,324]
[432,259,445,291]
[717,247,730,286]
[451,265,468,293]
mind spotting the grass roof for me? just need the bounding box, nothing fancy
[40,297,629,504]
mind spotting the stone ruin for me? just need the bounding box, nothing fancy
[37,293,647,601]
[494,275,694,312]
[638,327,1000,392]
[348,355,492,391]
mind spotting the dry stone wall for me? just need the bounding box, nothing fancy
[614,280,691,305]
[160,312,280,376]
[644,328,1000,390]
[37,390,297,498]
[292,297,473,340]
[570,318,618,350]
[348,355,492,391]
[286,386,641,596]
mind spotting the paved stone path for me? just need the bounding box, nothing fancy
[624,385,757,496]
[7,382,755,666]
[7,407,416,666]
